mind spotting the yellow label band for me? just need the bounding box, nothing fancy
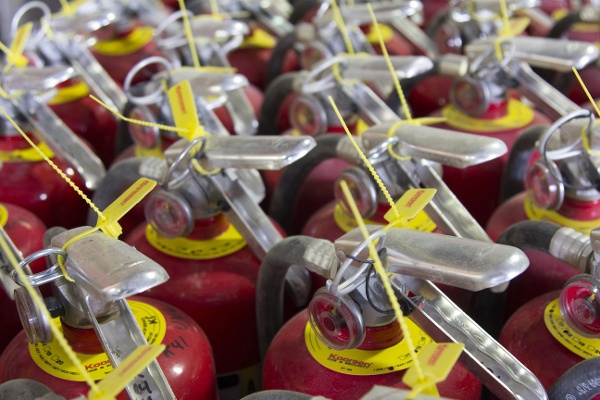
[239,27,276,49]
[544,298,600,359]
[524,196,600,235]
[29,300,168,381]
[145,223,247,260]
[0,142,54,162]
[442,99,534,133]
[48,80,90,105]
[333,204,437,233]
[304,321,434,376]
[92,27,154,56]
[134,145,165,158]
[0,204,8,227]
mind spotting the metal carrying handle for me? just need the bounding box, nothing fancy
[0,226,28,300]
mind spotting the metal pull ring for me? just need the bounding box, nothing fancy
[12,248,67,287]
[10,1,52,48]
[123,56,173,106]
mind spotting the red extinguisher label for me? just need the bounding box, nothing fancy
[544,298,600,359]
[304,322,434,376]
[28,300,167,381]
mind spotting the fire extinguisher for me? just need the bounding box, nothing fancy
[543,5,600,104]
[427,36,600,226]
[488,109,600,316]
[10,2,129,167]
[0,206,46,354]
[256,225,545,400]
[497,220,600,394]
[151,15,264,135]
[270,123,508,312]
[91,135,315,399]
[45,0,169,86]
[259,54,435,229]
[0,66,106,229]
[0,226,218,400]
[265,0,428,88]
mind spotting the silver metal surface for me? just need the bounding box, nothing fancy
[13,93,106,190]
[466,37,599,72]
[340,83,400,126]
[509,61,580,120]
[389,18,438,58]
[342,55,434,82]
[50,227,170,302]
[209,170,311,306]
[396,279,547,400]
[364,123,508,168]
[335,226,529,291]
[200,136,316,170]
[2,66,75,92]
[550,227,594,273]
[80,292,176,400]
[320,0,421,27]
[0,226,26,300]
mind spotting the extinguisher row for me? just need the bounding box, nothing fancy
[0,0,599,399]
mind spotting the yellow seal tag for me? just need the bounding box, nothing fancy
[48,80,90,105]
[145,223,247,260]
[442,98,534,133]
[92,27,154,56]
[0,204,8,227]
[524,196,600,235]
[0,142,54,162]
[304,321,434,376]
[365,23,394,46]
[28,300,168,382]
[402,343,464,396]
[333,204,437,233]
[167,79,206,141]
[2,22,31,70]
[544,298,600,359]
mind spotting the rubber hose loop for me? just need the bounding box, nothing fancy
[499,125,548,204]
[257,72,303,136]
[269,134,345,234]
[548,357,600,400]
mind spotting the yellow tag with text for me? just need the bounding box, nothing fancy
[4,22,32,70]
[146,222,247,259]
[29,300,168,382]
[167,80,205,141]
[524,196,600,235]
[384,188,436,224]
[402,343,464,396]
[0,204,8,227]
[544,298,600,359]
[97,178,157,238]
[305,321,434,375]
[88,344,166,400]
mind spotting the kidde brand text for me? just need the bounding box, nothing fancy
[85,360,111,371]
[328,353,372,369]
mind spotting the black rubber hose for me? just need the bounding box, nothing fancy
[548,357,600,400]
[289,0,321,25]
[269,135,345,233]
[264,31,298,89]
[114,101,137,157]
[86,157,144,226]
[499,125,548,204]
[257,72,303,136]
[0,379,65,400]
[548,11,583,39]
[241,390,313,400]
[256,236,314,359]
[470,220,562,339]
[496,220,562,253]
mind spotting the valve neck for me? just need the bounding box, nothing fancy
[479,99,509,120]
[187,213,230,241]
[558,195,600,221]
[61,322,104,355]
[358,320,403,350]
